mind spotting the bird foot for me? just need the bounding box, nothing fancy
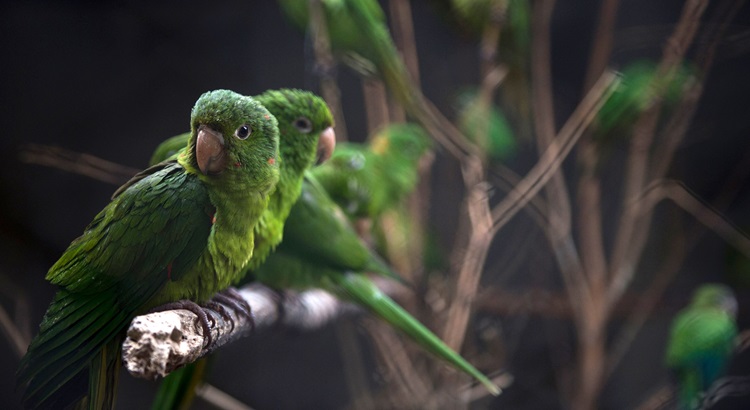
[149,300,215,347]
[211,287,255,332]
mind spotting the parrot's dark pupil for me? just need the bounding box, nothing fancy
[237,126,250,139]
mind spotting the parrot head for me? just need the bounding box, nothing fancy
[186,90,280,192]
[256,89,336,173]
[691,283,738,318]
[371,123,431,164]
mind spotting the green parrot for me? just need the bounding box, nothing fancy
[149,135,498,407]
[594,60,695,139]
[277,0,424,120]
[309,123,431,221]
[666,284,739,409]
[16,89,281,409]
[450,0,532,137]
[455,89,517,162]
[251,173,501,396]
[150,89,336,410]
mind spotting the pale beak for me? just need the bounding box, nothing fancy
[195,125,226,175]
[316,126,336,165]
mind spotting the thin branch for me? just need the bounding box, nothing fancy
[490,71,619,235]
[336,320,376,409]
[639,180,750,258]
[19,143,138,185]
[576,0,620,325]
[604,221,687,378]
[309,0,348,141]
[196,384,255,410]
[650,0,745,180]
[362,78,390,135]
[388,0,421,85]
[437,2,509,352]
[365,318,432,402]
[583,0,620,91]
[0,301,27,358]
[608,0,710,307]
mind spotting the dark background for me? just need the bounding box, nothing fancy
[1,1,750,409]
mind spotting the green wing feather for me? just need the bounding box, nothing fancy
[18,162,213,409]
[262,174,399,283]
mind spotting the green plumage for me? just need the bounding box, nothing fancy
[278,0,422,117]
[151,89,335,410]
[666,284,738,409]
[450,0,532,137]
[17,89,280,409]
[455,89,517,162]
[310,123,430,221]
[595,60,695,139]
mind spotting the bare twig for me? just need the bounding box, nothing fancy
[20,143,138,185]
[309,0,348,141]
[389,0,421,85]
[639,180,750,257]
[196,384,255,410]
[0,301,27,358]
[583,0,620,91]
[365,318,432,403]
[490,71,619,235]
[336,320,376,409]
[608,0,710,307]
[650,0,745,179]
[362,78,390,135]
[438,0,509,353]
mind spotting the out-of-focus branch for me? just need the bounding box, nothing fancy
[0,301,27,358]
[122,285,348,379]
[309,0,348,141]
[438,0,509,354]
[196,384,254,410]
[608,0,709,307]
[639,180,750,258]
[19,143,138,185]
[490,71,618,236]
[576,0,619,324]
[650,0,745,180]
[583,0,620,91]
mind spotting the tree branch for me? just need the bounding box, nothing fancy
[122,284,349,380]
[19,143,138,185]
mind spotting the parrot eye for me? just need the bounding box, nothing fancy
[293,117,313,134]
[235,125,252,140]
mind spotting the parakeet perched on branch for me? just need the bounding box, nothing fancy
[150,89,335,410]
[666,284,738,410]
[17,89,280,409]
[310,123,431,221]
[150,119,498,407]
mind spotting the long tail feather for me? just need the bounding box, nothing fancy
[335,273,501,395]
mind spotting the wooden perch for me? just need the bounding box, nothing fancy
[122,284,350,380]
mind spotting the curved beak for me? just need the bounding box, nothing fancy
[315,126,336,165]
[196,125,226,175]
